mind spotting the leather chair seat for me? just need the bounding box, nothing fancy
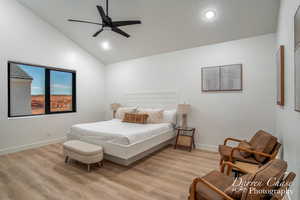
[195,171,234,200]
[219,145,259,164]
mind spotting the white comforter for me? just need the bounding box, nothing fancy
[70,119,173,145]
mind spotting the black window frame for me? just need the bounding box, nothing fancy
[8,61,77,118]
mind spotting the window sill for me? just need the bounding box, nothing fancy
[8,112,78,120]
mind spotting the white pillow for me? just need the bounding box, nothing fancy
[116,107,137,119]
[137,108,164,123]
[163,109,177,124]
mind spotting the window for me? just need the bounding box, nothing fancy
[8,61,76,117]
[50,70,74,112]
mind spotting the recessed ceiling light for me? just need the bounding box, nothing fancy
[101,41,111,50]
[202,9,217,22]
[205,11,216,19]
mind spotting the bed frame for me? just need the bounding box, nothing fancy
[69,91,179,166]
[68,130,176,166]
[104,137,175,166]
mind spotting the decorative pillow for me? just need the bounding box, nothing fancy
[137,108,164,123]
[163,109,177,124]
[238,140,254,158]
[115,107,137,119]
[225,174,254,199]
[122,113,149,124]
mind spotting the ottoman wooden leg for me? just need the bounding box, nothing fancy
[65,156,69,163]
[98,161,103,168]
[87,164,91,172]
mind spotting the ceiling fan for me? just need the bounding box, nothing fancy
[68,0,141,38]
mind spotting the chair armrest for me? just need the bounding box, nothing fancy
[270,149,280,159]
[224,138,243,145]
[189,177,235,200]
[230,147,272,162]
[221,161,252,176]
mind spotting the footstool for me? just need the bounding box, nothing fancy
[63,140,103,172]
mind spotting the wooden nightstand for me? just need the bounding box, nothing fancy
[174,127,196,152]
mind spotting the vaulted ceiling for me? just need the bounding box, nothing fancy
[17,0,280,64]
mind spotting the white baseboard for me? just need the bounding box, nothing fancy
[195,143,218,152]
[0,137,66,156]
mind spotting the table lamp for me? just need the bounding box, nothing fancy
[177,104,191,128]
[111,103,121,118]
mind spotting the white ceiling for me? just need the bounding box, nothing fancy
[17,0,280,64]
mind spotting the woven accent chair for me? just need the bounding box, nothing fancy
[188,159,296,200]
[218,130,281,168]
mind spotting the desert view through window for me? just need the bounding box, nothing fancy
[9,62,75,117]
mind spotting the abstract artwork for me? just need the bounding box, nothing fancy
[202,66,220,91]
[202,64,242,92]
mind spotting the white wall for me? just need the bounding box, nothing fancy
[0,0,105,154]
[105,34,277,151]
[276,0,300,199]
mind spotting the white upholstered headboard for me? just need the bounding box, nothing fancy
[121,91,178,110]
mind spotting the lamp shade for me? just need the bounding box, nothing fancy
[177,104,191,114]
[111,103,121,111]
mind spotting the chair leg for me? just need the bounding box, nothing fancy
[65,156,69,163]
[98,161,103,168]
[87,164,91,172]
[219,158,223,166]
[226,165,233,176]
[219,159,224,172]
[189,178,199,200]
[233,171,239,178]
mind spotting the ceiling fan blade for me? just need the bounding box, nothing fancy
[112,20,141,27]
[111,27,130,38]
[68,19,102,25]
[93,28,103,37]
[97,5,107,20]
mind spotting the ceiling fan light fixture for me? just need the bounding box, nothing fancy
[103,27,111,31]
[101,41,111,50]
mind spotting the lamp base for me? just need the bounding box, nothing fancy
[181,114,188,128]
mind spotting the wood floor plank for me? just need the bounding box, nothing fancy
[0,144,219,200]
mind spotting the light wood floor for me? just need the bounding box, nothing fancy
[0,144,219,200]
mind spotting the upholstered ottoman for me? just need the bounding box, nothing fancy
[63,140,103,172]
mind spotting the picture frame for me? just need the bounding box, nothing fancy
[201,66,220,92]
[276,45,285,106]
[295,6,300,112]
[202,64,243,92]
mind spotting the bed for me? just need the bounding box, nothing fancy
[67,119,175,165]
[67,91,178,166]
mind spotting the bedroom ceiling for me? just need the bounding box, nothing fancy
[16,0,280,64]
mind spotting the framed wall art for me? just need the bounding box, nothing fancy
[202,64,243,92]
[276,45,285,106]
[201,66,220,91]
[295,6,300,111]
